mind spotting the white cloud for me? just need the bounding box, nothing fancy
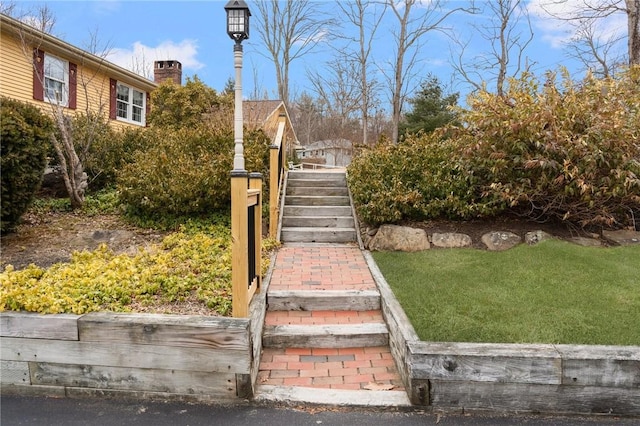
[527,0,627,49]
[106,39,204,77]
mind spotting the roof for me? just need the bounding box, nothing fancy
[243,100,284,126]
[0,13,157,93]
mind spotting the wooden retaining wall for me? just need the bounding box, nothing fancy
[364,252,640,417]
[0,301,267,402]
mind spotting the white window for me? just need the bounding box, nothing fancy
[116,83,146,125]
[44,54,68,106]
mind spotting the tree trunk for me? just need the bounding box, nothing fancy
[628,0,640,65]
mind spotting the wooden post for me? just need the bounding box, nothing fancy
[231,171,249,318]
[249,173,262,294]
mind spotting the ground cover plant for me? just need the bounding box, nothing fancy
[0,216,278,316]
[373,240,640,346]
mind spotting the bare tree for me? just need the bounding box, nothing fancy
[539,0,639,71]
[252,0,332,107]
[567,19,624,77]
[452,0,534,96]
[333,0,386,146]
[384,0,471,143]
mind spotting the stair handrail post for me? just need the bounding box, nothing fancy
[249,172,263,294]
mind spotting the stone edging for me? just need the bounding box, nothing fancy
[363,251,640,416]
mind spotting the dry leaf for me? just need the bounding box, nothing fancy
[363,382,395,391]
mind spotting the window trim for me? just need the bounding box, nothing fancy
[43,53,69,107]
[113,82,146,126]
[32,49,77,109]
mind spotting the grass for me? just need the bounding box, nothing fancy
[373,240,640,346]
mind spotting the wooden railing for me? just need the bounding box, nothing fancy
[231,173,262,318]
[269,113,288,240]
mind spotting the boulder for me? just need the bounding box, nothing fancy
[568,237,602,247]
[525,230,554,245]
[368,225,430,252]
[602,230,640,246]
[481,231,521,251]
[431,232,472,248]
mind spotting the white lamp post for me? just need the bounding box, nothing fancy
[225,0,251,172]
[225,0,254,318]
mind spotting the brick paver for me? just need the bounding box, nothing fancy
[259,244,405,392]
[259,347,404,391]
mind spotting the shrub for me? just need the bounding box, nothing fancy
[347,133,497,225]
[1,98,53,233]
[117,124,270,219]
[457,67,640,227]
[348,67,640,228]
[81,117,142,190]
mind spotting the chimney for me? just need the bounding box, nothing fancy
[154,60,182,85]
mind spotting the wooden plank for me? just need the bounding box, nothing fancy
[364,250,417,394]
[77,312,249,350]
[1,360,30,385]
[556,344,640,388]
[267,290,380,311]
[429,380,640,415]
[1,337,251,373]
[262,323,388,349]
[0,312,78,340]
[409,346,562,385]
[0,383,67,398]
[65,386,237,403]
[29,362,236,397]
[248,256,273,395]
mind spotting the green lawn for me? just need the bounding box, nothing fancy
[373,240,640,346]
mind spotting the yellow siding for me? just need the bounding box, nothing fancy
[0,32,36,105]
[0,31,144,130]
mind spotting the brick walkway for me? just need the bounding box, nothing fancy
[258,244,405,392]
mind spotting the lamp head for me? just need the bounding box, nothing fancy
[225,0,251,43]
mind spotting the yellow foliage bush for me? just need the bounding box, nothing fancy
[0,224,278,316]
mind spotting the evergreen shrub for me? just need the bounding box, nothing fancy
[1,98,53,232]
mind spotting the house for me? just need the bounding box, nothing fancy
[0,13,159,128]
[296,139,353,168]
[243,100,298,144]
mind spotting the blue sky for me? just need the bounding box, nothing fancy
[11,1,629,109]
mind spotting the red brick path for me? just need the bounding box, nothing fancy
[258,245,405,392]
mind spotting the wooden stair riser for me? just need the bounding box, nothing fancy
[283,206,353,217]
[281,216,355,228]
[287,186,349,196]
[285,196,350,206]
[267,290,380,311]
[280,228,357,243]
[287,179,346,188]
[288,171,347,181]
[262,323,389,349]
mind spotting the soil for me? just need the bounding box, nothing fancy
[1,211,167,271]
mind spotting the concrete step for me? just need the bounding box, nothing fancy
[262,323,389,349]
[281,216,355,228]
[267,290,380,311]
[283,206,353,217]
[285,195,350,206]
[287,186,349,196]
[281,227,357,243]
[255,385,411,407]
